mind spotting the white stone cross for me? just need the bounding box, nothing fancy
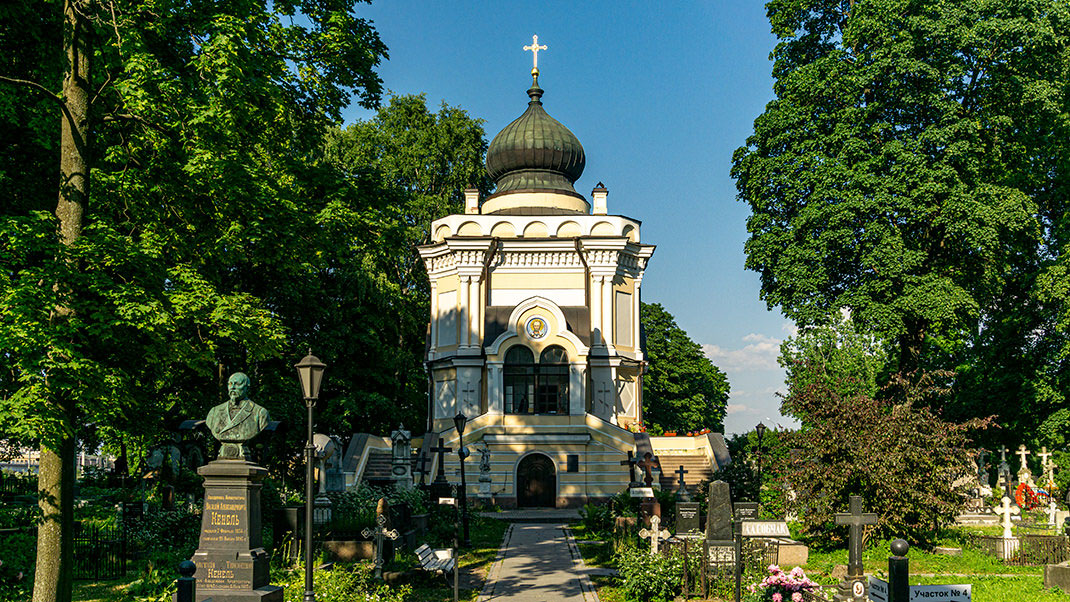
[993,496,1020,539]
[1039,446,1052,471]
[638,514,671,555]
[523,35,547,70]
[1017,445,1031,473]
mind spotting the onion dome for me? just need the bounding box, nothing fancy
[484,73,587,207]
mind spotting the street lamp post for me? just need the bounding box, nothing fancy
[454,412,471,547]
[296,351,326,602]
[755,422,767,507]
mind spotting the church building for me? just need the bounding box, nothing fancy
[344,41,729,507]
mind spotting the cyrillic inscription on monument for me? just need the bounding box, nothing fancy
[197,559,255,590]
[200,493,248,546]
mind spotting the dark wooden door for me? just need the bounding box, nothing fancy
[517,454,555,508]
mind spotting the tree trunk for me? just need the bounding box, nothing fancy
[33,2,90,601]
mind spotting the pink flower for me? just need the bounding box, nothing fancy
[792,593,803,602]
[768,564,781,574]
[772,594,782,602]
[790,566,805,579]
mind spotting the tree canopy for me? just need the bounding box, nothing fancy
[639,302,730,434]
[733,0,1070,382]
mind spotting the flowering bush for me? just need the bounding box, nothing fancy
[613,543,684,601]
[744,565,826,602]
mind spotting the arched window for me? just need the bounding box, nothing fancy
[537,346,569,414]
[504,346,534,414]
[503,345,570,415]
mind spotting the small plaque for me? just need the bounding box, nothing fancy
[706,542,737,565]
[675,502,701,536]
[734,502,759,521]
[630,487,655,498]
[741,520,790,538]
[852,580,866,598]
[439,497,456,506]
[868,577,888,602]
[909,584,972,601]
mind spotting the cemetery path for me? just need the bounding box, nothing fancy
[478,523,599,602]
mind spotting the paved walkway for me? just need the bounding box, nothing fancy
[479,523,599,602]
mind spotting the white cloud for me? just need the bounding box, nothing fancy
[703,332,782,371]
[725,403,757,415]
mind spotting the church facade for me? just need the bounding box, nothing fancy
[417,64,656,508]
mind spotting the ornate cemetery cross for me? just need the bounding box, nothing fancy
[1040,446,1055,486]
[675,465,691,501]
[993,496,1020,539]
[414,453,431,486]
[636,452,660,488]
[430,442,453,484]
[362,500,400,579]
[638,514,671,555]
[620,450,636,484]
[1017,445,1031,474]
[835,496,877,578]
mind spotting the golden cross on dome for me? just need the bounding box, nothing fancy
[523,34,547,74]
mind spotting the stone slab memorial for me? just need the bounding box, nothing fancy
[190,372,282,602]
[675,501,701,537]
[733,502,759,522]
[705,480,733,541]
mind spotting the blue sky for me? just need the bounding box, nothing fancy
[343,2,796,436]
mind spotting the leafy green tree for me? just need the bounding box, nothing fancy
[777,319,987,548]
[0,2,386,600]
[733,0,1070,381]
[639,302,729,434]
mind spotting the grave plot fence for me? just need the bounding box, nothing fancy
[73,521,126,580]
[656,537,779,600]
[970,533,1070,566]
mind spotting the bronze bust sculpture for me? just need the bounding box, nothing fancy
[206,372,270,460]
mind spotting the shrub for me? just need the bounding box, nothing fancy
[276,562,411,602]
[0,531,33,602]
[579,502,614,537]
[613,542,684,602]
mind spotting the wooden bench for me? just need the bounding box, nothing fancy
[415,543,455,576]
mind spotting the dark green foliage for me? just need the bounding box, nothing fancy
[579,502,615,537]
[733,0,1070,384]
[640,303,729,434]
[613,541,687,602]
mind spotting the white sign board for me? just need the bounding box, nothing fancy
[740,520,791,538]
[438,497,456,506]
[868,577,888,602]
[867,577,972,602]
[910,584,972,601]
[629,487,655,498]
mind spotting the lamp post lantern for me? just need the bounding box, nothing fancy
[755,422,767,506]
[454,412,471,547]
[296,351,326,602]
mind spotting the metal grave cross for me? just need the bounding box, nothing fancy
[636,452,660,488]
[675,465,691,501]
[362,511,399,579]
[620,450,637,484]
[414,452,431,486]
[430,442,453,483]
[523,35,547,70]
[1017,445,1031,473]
[993,496,1020,539]
[638,514,671,555]
[835,495,877,577]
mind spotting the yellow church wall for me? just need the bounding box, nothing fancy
[490,272,584,289]
[434,274,459,293]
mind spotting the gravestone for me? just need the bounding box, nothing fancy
[706,480,733,540]
[1017,444,1034,486]
[638,514,671,555]
[733,502,759,522]
[390,424,413,490]
[675,501,701,538]
[833,496,877,602]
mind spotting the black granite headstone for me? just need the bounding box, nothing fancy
[191,460,281,602]
[706,480,733,540]
[734,502,759,522]
[675,501,701,537]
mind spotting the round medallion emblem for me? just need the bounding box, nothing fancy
[525,316,548,339]
[852,581,865,598]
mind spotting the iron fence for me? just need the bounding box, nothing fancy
[970,533,1070,566]
[73,521,126,580]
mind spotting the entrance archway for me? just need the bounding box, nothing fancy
[516,454,556,508]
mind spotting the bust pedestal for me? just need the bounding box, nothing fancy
[191,460,282,602]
